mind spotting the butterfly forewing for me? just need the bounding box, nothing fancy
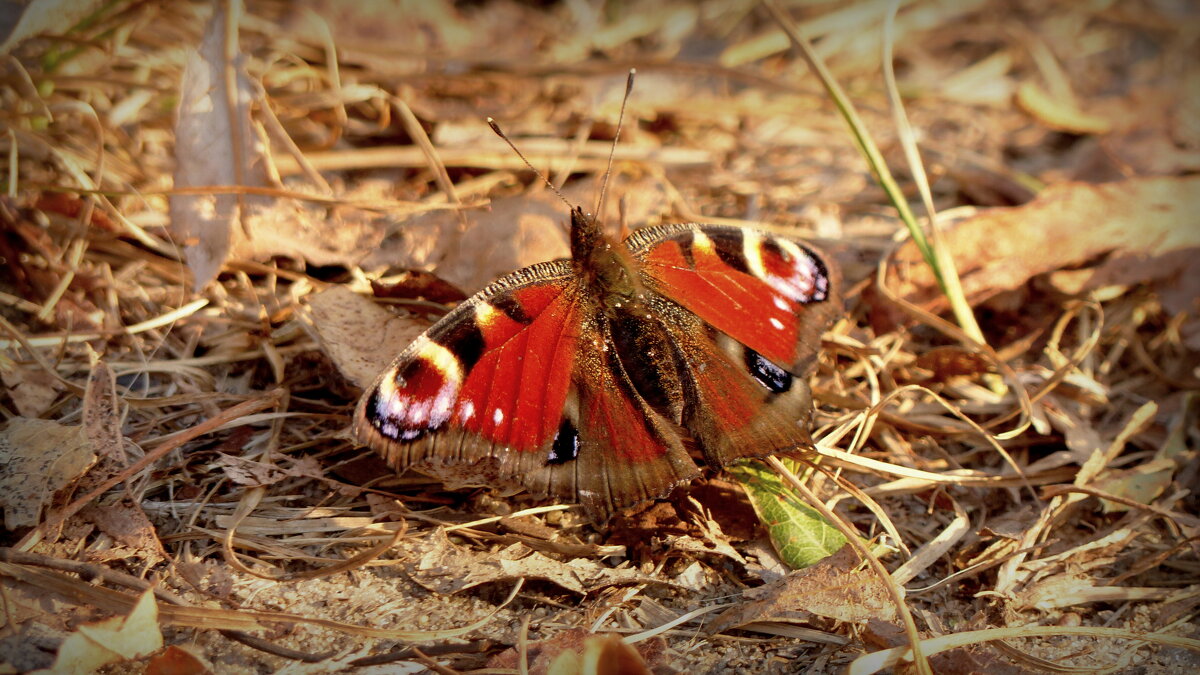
[356,262,579,468]
[629,223,839,374]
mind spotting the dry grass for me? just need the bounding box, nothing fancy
[1,1,1198,673]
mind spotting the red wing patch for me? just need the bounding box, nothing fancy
[569,324,700,514]
[580,365,669,464]
[359,272,580,454]
[455,283,580,451]
[631,225,832,368]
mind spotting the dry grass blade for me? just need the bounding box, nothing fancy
[17,391,283,551]
[879,0,983,349]
[219,486,408,581]
[1,560,524,640]
[849,625,1200,675]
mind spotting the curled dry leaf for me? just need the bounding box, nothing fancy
[885,176,1200,338]
[81,499,167,566]
[169,2,268,290]
[32,589,162,675]
[370,270,468,305]
[0,418,95,529]
[488,629,661,675]
[708,546,898,635]
[305,284,430,390]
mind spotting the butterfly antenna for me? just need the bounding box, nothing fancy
[595,68,636,223]
[487,117,574,212]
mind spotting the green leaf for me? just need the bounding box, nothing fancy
[728,459,846,569]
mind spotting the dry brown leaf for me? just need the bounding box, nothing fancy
[83,351,124,464]
[405,531,659,595]
[145,644,214,675]
[1090,457,1175,514]
[0,418,95,529]
[911,345,993,383]
[886,176,1200,324]
[370,270,468,305]
[169,2,268,289]
[0,366,60,417]
[32,589,162,675]
[363,191,570,294]
[238,202,383,273]
[288,0,476,58]
[305,284,430,390]
[170,7,377,289]
[214,453,292,487]
[708,546,898,635]
[488,629,663,675]
[82,499,167,566]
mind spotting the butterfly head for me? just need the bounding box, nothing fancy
[569,206,648,317]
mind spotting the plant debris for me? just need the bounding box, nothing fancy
[1,1,1198,673]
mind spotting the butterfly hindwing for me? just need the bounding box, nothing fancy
[556,312,699,514]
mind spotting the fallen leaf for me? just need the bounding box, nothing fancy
[404,530,659,595]
[1090,457,1175,514]
[83,351,124,464]
[488,629,662,675]
[910,346,993,383]
[170,8,381,290]
[82,499,167,566]
[370,270,468,305]
[545,634,653,675]
[0,366,60,417]
[33,589,162,675]
[708,546,897,635]
[726,459,846,569]
[0,0,105,55]
[672,497,746,564]
[305,284,431,390]
[214,453,292,487]
[168,1,268,289]
[363,191,570,294]
[885,176,1200,328]
[1090,397,1195,513]
[146,644,214,675]
[0,418,95,529]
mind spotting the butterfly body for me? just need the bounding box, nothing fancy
[354,206,840,518]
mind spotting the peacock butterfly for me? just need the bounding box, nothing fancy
[353,80,841,519]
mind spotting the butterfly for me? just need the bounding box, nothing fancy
[352,197,841,518]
